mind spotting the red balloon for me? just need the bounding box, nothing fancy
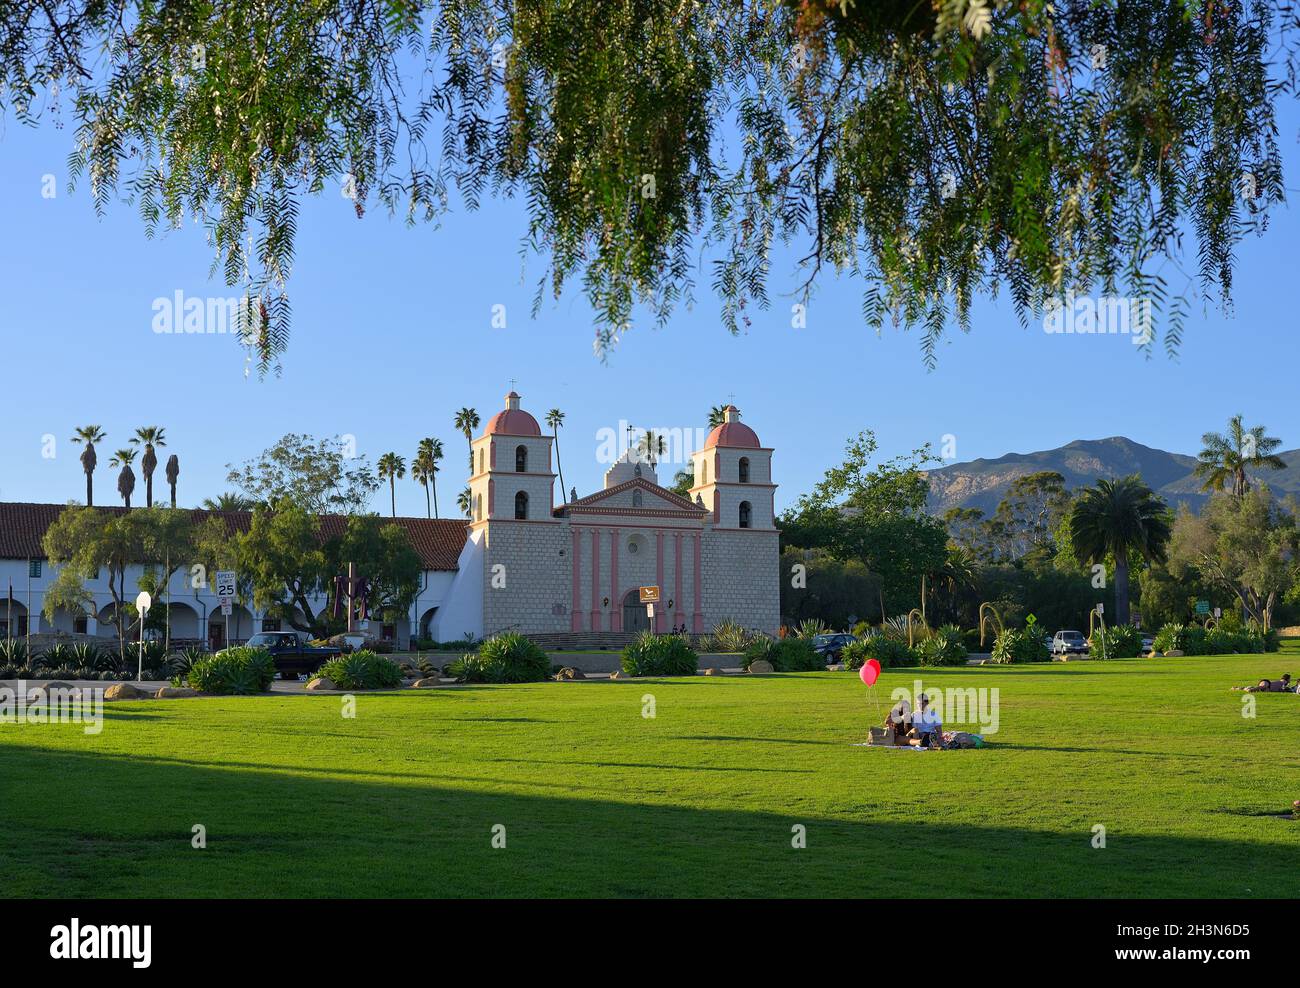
[860,659,881,687]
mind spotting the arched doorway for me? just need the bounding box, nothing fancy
[622,589,650,635]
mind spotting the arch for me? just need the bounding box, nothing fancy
[739,500,752,528]
[738,456,750,483]
[1,599,29,637]
[701,459,708,484]
[622,588,650,634]
[474,493,482,521]
[418,606,439,640]
[514,490,529,520]
[515,444,528,472]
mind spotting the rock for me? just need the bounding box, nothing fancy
[1164,649,1184,657]
[554,667,585,681]
[42,680,75,690]
[701,667,722,676]
[826,663,844,672]
[305,677,338,691]
[748,660,774,674]
[411,677,443,688]
[104,682,146,700]
[609,670,627,679]
[155,686,199,699]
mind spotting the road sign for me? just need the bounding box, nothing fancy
[1195,600,1210,615]
[639,585,660,604]
[215,570,236,616]
[135,591,152,615]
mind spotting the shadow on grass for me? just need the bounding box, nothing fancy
[4,743,1298,899]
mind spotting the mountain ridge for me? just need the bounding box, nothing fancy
[925,436,1300,516]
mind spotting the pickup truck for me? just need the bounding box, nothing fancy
[245,631,341,680]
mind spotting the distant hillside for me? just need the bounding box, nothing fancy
[925,437,1300,516]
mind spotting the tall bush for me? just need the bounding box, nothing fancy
[1088,623,1142,658]
[742,636,823,671]
[450,632,550,683]
[990,628,1050,664]
[187,646,276,694]
[314,650,405,689]
[621,632,699,677]
[916,624,968,667]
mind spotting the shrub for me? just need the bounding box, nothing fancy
[1088,623,1143,658]
[621,632,699,676]
[916,624,969,667]
[0,640,28,666]
[842,634,915,670]
[1182,624,1208,655]
[313,650,405,690]
[990,628,1050,664]
[168,646,209,679]
[794,618,829,639]
[702,619,758,652]
[186,647,277,695]
[1204,627,1263,655]
[1262,627,1281,652]
[449,633,550,684]
[742,636,824,671]
[37,643,76,669]
[70,642,103,669]
[1153,622,1187,653]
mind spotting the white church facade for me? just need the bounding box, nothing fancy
[0,393,779,648]
[428,392,780,642]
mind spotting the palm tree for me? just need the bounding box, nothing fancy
[708,404,729,427]
[70,425,106,506]
[165,454,180,507]
[637,429,667,469]
[456,486,473,519]
[1195,414,1286,499]
[109,448,138,509]
[454,407,480,473]
[129,426,167,507]
[1068,475,1172,625]
[546,409,567,503]
[377,452,406,518]
[202,492,255,512]
[414,437,444,518]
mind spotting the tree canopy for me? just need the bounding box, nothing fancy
[4,1,1291,372]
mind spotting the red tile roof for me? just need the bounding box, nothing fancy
[0,502,467,571]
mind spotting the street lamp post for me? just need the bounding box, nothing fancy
[136,590,152,682]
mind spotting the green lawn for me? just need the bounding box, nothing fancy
[4,648,1299,898]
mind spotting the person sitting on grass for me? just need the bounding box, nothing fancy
[907,693,943,748]
[884,698,912,743]
[1231,673,1292,693]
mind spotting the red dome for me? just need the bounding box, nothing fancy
[704,420,760,449]
[484,408,541,437]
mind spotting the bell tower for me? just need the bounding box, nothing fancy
[690,405,775,530]
[469,391,557,525]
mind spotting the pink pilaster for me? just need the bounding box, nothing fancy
[488,478,495,517]
[571,527,582,631]
[692,532,704,633]
[673,532,684,630]
[609,528,620,632]
[590,528,601,631]
[654,530,665,633]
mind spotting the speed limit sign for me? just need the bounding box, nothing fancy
[215,570,237,616]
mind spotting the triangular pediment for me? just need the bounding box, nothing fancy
[559,477,707,517]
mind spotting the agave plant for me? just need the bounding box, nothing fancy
[0,640,30,667]
[794,618,829,639]
[70,642,103,669]
[167,646,209,678]
[37,643,77,670]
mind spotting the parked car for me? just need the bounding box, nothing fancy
[246,631,341,680]
[1051,630,1088,655]
[811,633,857,663]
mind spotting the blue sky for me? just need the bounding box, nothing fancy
[1,98,1297,517]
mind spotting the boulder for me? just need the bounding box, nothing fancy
[1163,649,1184,657]
[42,680,75,690]
[748,660,775,674]
[104,682,146,700]
[155,686,200,699]
[411,677,443,688]
[609,670,628,679]
[305,677,338,691]
[554,667,585,681]
[701,667,722,676]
